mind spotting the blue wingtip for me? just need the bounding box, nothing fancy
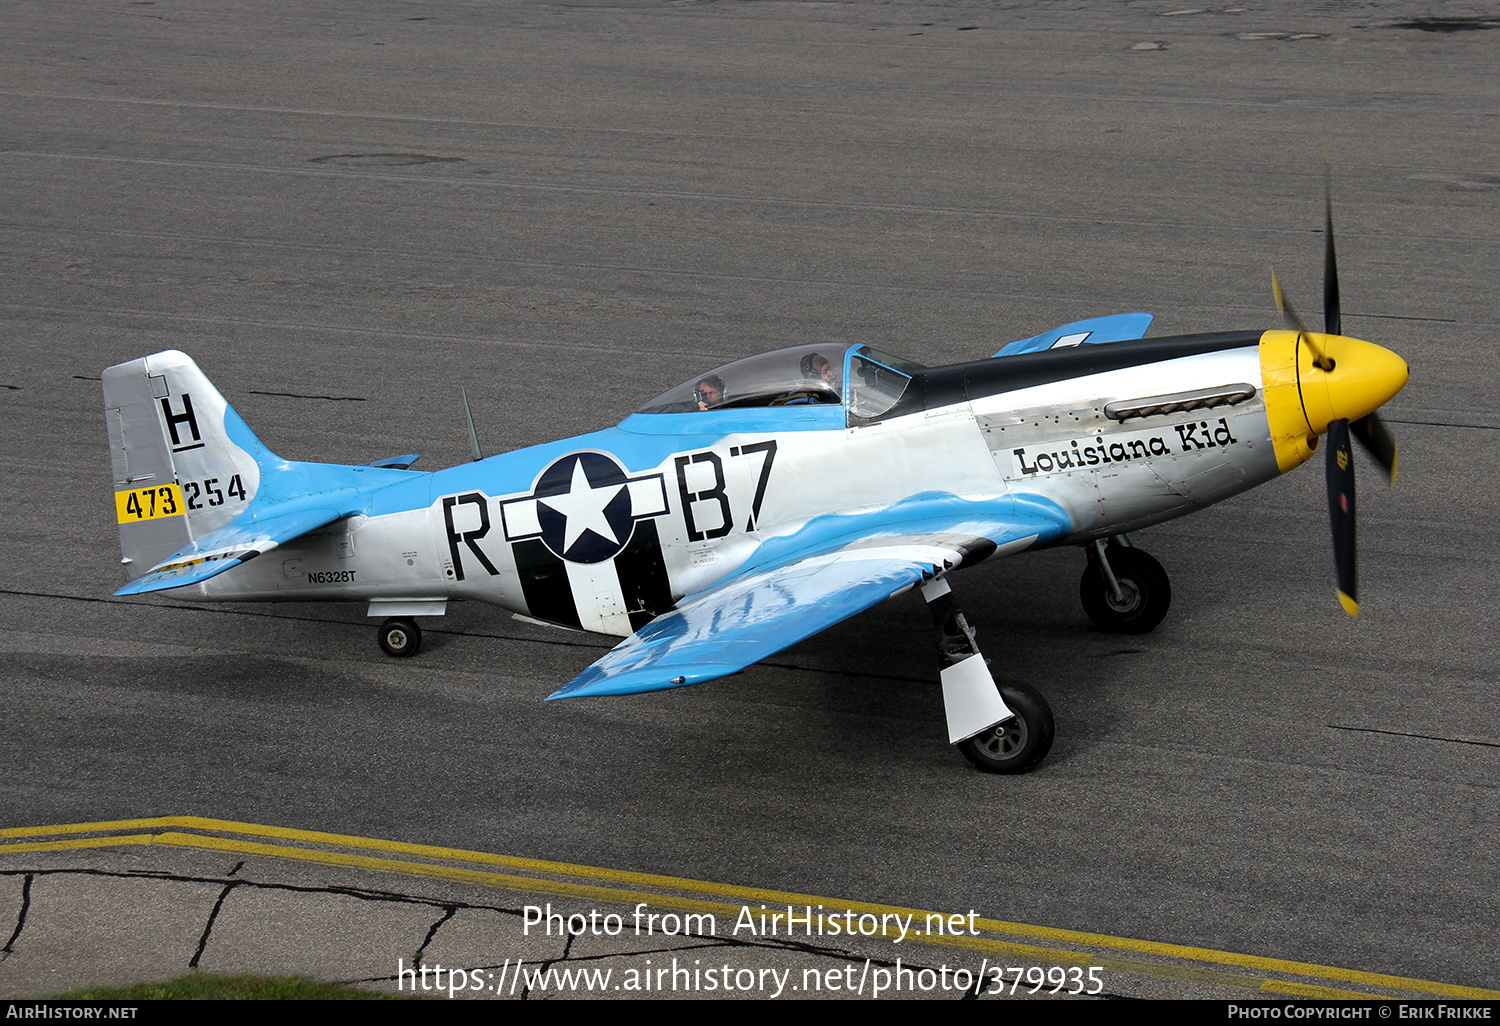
[994,312,1154,357]
[547,664,733,700]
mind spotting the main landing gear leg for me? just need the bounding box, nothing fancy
[1080,536,1171,634]
[920,578,1054,774]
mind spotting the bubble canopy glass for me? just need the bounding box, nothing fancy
[635,344,922,416]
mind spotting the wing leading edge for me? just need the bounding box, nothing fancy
[549,500,1068,700]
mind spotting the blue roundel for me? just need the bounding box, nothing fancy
[533,452,637,564]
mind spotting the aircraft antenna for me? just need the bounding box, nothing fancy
[461,387,483,462]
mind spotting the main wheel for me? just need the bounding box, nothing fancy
[378,617,421,657]
[1080,546,1171,634]
[957,682,1054,774]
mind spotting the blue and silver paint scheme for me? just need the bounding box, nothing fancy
[104,324,1405,714]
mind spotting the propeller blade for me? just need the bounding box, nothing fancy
[1271,270,1331,370]
[1326,417,1358,617]
[1350,411,1398,483]
[1271,269,1306,334]
[1324,178,1399,484]
[1324,177,1341,337]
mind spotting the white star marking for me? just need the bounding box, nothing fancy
[538,458,626,554]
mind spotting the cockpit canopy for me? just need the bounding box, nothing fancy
[635,345,852,415]
[635,343,924,422]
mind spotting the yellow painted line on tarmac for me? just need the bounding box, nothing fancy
[3,816,1495,1001]
[1264,980,1376,1000]
[0,834,161,854]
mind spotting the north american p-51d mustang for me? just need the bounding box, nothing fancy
[102,207,1407,773]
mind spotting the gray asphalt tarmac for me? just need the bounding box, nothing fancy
[3,0,1497,999]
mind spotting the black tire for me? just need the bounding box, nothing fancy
[1080,546,1171,634]
[957,682,1055,774]
[378,617,421,658]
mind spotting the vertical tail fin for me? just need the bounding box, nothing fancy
[103,351,271,579]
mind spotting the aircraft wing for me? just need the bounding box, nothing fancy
[548,504,1066,699]
[114,503,353,596]
[994,312,1153,357]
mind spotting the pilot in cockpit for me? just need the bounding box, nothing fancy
[780,352,838,405]
[695,374,725,411]
[802,352,836,389]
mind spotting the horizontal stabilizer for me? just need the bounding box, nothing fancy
[114,504,351,596]
[994,312,1153,357]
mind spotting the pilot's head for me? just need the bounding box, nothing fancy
[801,353,833,385]
[696,375,725,407]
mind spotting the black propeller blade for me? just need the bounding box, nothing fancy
[1325,418,1358,617]
[1324,178,1341,337]
[1271,270,1332,371]
[1350,413,1398,482]
[1324,175,1399,483]
[1321,177,1357,613]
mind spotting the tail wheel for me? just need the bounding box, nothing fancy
[1080,547,1171,634]
[378,617,421,658]
[957,683,1054,774]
